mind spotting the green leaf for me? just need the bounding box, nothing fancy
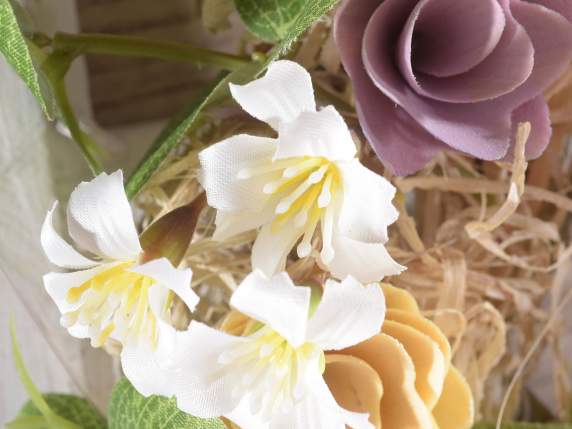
[0,0,54,118]
[473,423,572,428]
[235,0,338,43]
[235,0,306,42]
[108,378,226,429]
[18,394,107,429]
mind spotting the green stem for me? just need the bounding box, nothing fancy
[52,32,250,71]
[42,52,102,175]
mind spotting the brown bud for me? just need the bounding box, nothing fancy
[139,193,206,267]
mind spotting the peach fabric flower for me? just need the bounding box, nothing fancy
[220,283,473,429]
[324,283,474,429]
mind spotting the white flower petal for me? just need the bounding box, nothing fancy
[229,60,316,130]
[171,322,247,418]
[199,134,278,212]
[327,233,405,283]
[66,170,142,261]
[42,263,112,314]
[230,271,310,347]
[272,373,364,429]
[67,323,91,339]
[337,160,399,243]
[307,277,385,351]
[41,201,99,269]
[251,222,304,277]
[275,106,357,161]
[129,258,198,313]
[121,319,178,398]
[340,409,376,429]
[212,205,274,242]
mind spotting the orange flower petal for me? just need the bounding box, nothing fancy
[383,320,447,409]
[386,309,452,363]
[342,333,433,429]
[432,366,475,429]
[381,283,420,314]
[324,354,383,429]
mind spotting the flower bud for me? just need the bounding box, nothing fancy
[139,193,206,267]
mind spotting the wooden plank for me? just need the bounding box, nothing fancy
[75,0,220,125]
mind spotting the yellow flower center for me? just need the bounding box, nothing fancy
[63,262,159,348]
[238,156,341,262]
[218,327,322,418]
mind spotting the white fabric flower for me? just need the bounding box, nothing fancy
[40,170,199,397]
[169,270,385,429]
[199,60,404,283]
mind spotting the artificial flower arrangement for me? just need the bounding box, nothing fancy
[3,0,572,428]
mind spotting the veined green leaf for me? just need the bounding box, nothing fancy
[235,0,306,42]
[108,378,226,429]
[0,0,54,118]
[126,0,338,198]
[235,0,338,43]
[18,394,107,429]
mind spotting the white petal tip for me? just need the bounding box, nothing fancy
[275,201,290,214]
[297,243,312,258]
[263,183,277,194]
[318,193,331,208]
[294,212,308,227]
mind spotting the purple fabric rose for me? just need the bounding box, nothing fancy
[334,0,572,175]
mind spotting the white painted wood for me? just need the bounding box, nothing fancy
[0,59,117,424]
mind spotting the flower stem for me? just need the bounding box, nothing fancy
[52,32,251,71]
[42,51,102,175]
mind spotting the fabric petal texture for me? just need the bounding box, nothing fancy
[307,277,386,351]
[336,160,398,243]
[230,271,310,347]
[334,0,572,174]
[120,319,179,398]
[129,258,198,313]
[198,134,277,212]
[275,106,356,161]
[171,322,248,418]
[328,234,406,283]
[41,201,99,269]
[66,170,142,260]
[229,60,316,130]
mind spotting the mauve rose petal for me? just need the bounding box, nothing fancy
[335,0,447,175]
[503,95,551,161]
[491,0,572,110]
[408,0,505,78]
[398,0,534,103]
[525,0,572,23]
[363,0,513,160]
